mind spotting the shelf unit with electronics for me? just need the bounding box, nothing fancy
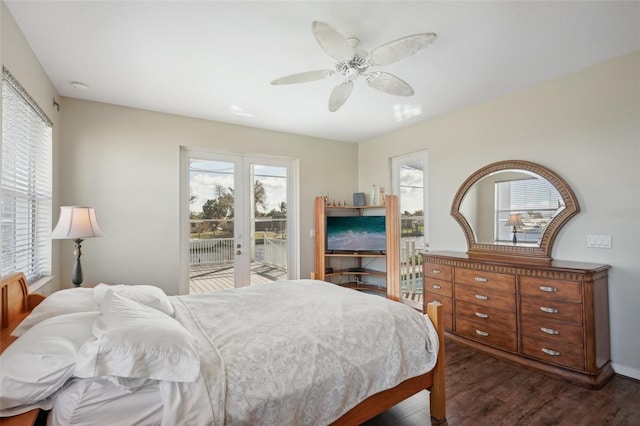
[313,195,401,300]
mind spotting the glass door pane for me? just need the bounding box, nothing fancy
[248,163,288,285]
[399,161,425,305]
[392,150,428,311]
[189,158,241,292]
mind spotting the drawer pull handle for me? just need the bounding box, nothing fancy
[475,312,489,319]
[540,306,559,314]
[475,329,489,337]
[541,327,560,335]
[475,277,488,283]
[432,269,441,274]
[475,294,489,301]
[539,285,558,293]
[542,348,561,356]
[433,284,441,289]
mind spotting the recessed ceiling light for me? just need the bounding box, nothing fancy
[70,81,89,90]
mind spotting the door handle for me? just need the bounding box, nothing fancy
[236,250,242,255]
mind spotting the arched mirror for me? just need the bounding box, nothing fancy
[451,160,579,263]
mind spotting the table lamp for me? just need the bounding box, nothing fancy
[504,213,524,244]
[51,206,104,287]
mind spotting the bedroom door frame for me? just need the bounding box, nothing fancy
[179,148,299,295]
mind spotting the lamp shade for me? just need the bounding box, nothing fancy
[504,213,524,227]
[51,206,104,239]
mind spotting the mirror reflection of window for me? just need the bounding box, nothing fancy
[495,177,563,243]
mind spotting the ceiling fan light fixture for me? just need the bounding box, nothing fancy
[272,21,436,112]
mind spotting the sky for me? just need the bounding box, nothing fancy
[190,160,424,217]
[189,160,287,215]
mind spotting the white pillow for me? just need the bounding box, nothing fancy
[11,288,98,337]
[75,290,200,382]
[0,311,99,411]
[93,283,175,317]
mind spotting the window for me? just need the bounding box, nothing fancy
[495,177,562,243]
[1,67,53,283]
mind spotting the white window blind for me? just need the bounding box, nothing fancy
[495,178,562,243]
[1,67,53,283]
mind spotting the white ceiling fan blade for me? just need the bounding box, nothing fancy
[368,33,437,66]
[312,21,354,61]
[271,70,335,85]
[366,72,414,96]
[328,80,354,112]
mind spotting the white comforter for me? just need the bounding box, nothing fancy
[160,280,438,426]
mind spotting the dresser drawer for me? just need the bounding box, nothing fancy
[455,268,515,293]
[522,335,585,370]
[456,317,517,352]
[521,297,583,324]
[521,316,584,347]
[424,277,452,297]
[456,299,516,330]
[455,284,516,312]
[520,277,582,303]
[423,262,452,281]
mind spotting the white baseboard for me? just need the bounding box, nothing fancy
[612,362,640,381]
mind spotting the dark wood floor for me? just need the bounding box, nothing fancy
[363,339,640,426]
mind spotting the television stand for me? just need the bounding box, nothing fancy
[313,196,401,300]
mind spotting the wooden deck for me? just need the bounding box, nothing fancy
[189,262,288,294]
[190,262,425,306]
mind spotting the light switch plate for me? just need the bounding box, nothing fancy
[587,235,612,248]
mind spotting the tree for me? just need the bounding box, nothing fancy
[202,185,234,219]
[254,180,267,215]
[199,181,269,219]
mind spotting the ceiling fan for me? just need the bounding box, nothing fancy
[271,21,437,112]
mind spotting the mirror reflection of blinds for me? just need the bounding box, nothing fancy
[497,178,562,210]
[495,178,562,243]
[1,67,53,283]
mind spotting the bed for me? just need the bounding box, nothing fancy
[0,272,446,425]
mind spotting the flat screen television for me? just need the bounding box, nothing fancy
[326,215,386,253]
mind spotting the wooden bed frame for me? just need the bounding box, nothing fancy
[0,272,446,425]
[0,273,46,426]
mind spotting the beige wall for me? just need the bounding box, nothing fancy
[358,52,640,379]
[58,98,358,293]
[1,2,62,294]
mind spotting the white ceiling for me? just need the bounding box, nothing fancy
[5,1,640,143]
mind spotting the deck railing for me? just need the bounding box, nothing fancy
[189,236,287,270]
[401,240,423,298]
[263,233,287,269]
[189,238,235,265]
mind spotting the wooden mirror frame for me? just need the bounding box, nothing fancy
[451,160,579,263]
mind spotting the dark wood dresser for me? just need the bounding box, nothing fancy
[422,251,613,389]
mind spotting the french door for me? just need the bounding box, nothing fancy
[391,150,428,309]
[180,149,298,294]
